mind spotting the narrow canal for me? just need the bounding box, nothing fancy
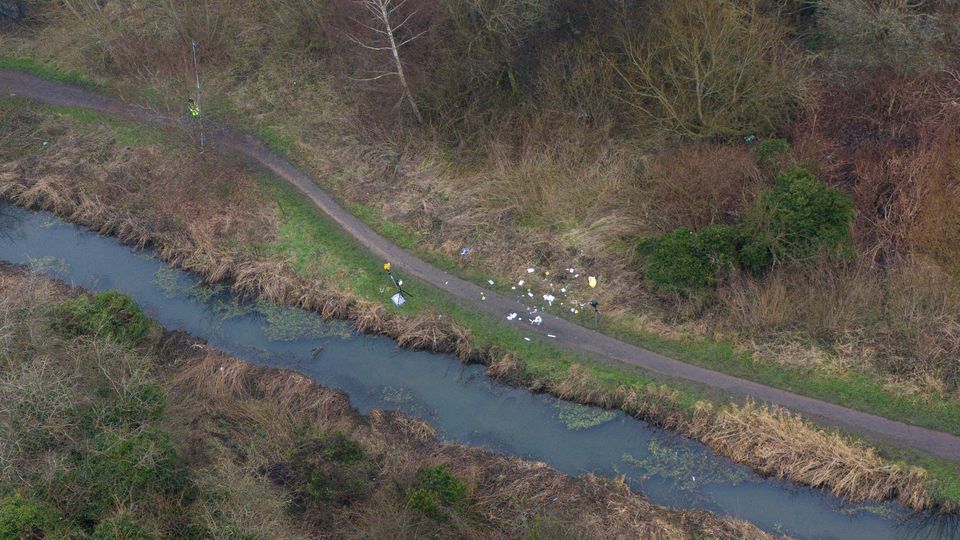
[0,203,955,539]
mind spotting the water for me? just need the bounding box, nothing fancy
[0,203,956,540]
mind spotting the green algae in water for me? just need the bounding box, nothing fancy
[258,301,351,342]
[380,385,433,419]
[554,402,616,431]
[212,296,257,320]
[382,386,416,405]
[152,267,181,299]
[839,502,897,518]
[189,282,227,303]
[623,439,753,491]
[27,255,68,274]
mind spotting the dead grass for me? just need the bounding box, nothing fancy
[706,402,930,508]
[1,265,780,538]
[512,360,935,512]
[0,93,944,515]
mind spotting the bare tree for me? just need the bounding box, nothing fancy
[616,0,806,138]
[348,0,425,124]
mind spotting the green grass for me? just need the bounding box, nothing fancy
[343,192,960,436]
[342,192,960,437]
[261,174,960,509]
[4,100,166,148]
[582,314,960,436]
[0,55,100,90]
[4,69,959,509]
[265,176,701,406]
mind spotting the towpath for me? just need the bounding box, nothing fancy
[3,70,959,462]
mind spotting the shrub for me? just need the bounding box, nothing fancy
[755,138,792,167]
[743,168,855,268]
[0,493,62,539]
[641,225,745,292]
[51,429,184,522]
[92,512,156,540]
[405,465,467,521]
[53,292,152,345]
[288,431,372,506]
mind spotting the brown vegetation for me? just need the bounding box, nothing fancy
[6,0,960,405]
[0,264,775,539]
[0,97,940,512]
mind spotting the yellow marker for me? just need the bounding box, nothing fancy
[383,262,391,272]
[588,276,597,288]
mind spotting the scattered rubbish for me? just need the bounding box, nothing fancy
[459,247,471,256]
[527,291,534,298]
[391,293,405,307]
[527,268,535,273]
[588,276,598,288]
[547,334,557,338]
[744,134,756,143]
[518,280,525,286]
[530,316,543,326]
[488,279,495,285]
[545,271,550,276]
[384,262,391,271]
[511,286,516,290]
[543,294,555,305]
[524,337,531,341]
[42,141,48,146]
[507,312,518,321]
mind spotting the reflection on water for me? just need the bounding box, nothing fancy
[0,203,956,540]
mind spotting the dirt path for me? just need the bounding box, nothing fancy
[4,70,959,463]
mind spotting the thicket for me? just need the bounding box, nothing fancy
[8,0,960,408]
[288,429,373,506]
[405,464,468,521]
[53,291,153,345]
[640,166,855,293]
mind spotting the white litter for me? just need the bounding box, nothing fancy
[543,294,555,305]
[530,316,543,326]
[518,280,525,286]
[547,334,557,338]
[391,293,405,307]
[524,337,531,341]
[507,312,518,321]
[527,268,535,273]
[488,280,495,285]
[527,291,534,298]
[511,286,516,290]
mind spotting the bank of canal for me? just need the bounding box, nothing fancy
[0,203,956,540]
